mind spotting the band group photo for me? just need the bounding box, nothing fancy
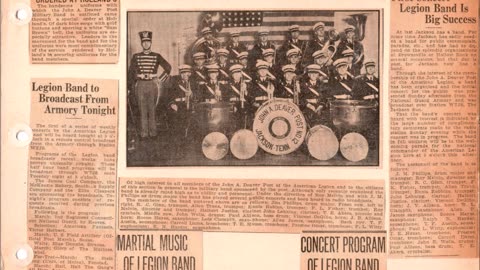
[127,10,381,166]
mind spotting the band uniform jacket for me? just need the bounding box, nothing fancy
[226,80,251,112]
[277,79,299,104]
[353,74,380,100]
[300,79,330,126]
[250,77,277,107]
[225,41,247,63]
[127,51,172,90]
[303,36,329,65]
[191,66,208,88]
[329,74,356,99]
[248,41,276,69]
[198,79,229,102]
[217,63,231,81]
[168,75,197,111]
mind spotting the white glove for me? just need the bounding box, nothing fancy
[171,104,178,111]
[307,104,316,111]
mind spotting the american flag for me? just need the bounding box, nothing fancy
[215,10,335,47]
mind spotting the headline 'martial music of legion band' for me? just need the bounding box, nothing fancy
[127,12,380,162]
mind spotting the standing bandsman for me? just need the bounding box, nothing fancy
[312,50,334,83]
[249,29,276,69]
[128,31,172,139]
[227,64,251,130]
[353,59,379,100]
[303,22,329,65]
[191,52,208,86]
[299,64,330,127]
[167,65,196,149]
[330,58,355,100]
[237,51,253,82]
[278,24,306,65]
[226,31,247,64]
[336,25,364,73]
[262,48,279,80]
[198,63,228,103]
[195,27,221,61]
[250,60,276,109]
[278,64,301,105]
[340,48,357,76]
[216,48,231,80]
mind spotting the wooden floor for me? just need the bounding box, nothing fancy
[126,128,379,167]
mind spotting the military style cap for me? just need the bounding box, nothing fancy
[342,48,354,57]
[344,25,356,33]
[289,24,300,32]
[192,52,207,60]
[364,59,376,67]
[217,48,229,56]
[262,48,275,57]
[333,58,349,68]
[229,64,244,73]
[313,22,325,31]
[312,50,327,59]
[286,48,301,58]
[230,31,240,37]
[205,63,220,72]
[237,51,248,60]
[256,60,269,70]
[282,64,296,73]
[306,64,321,73]
[258,28,269,36]
[201,27,213,35]
[178,64,192,73]
[139,31,152,41]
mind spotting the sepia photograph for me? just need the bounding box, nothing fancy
[126,10,381,166]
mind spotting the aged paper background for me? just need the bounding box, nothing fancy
[1,1,478,270]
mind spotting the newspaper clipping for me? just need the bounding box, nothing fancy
[0,0,479,270]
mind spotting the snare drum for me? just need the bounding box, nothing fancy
[252,99,306,155]
[230,129,258,160]
[202,132,229,160]
[194,102,232,136]
[306,125,339,161]
[329,100,378,131]
[339,132,369,162]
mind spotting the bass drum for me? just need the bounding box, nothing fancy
[339,132,369,162]
[252,99,307,155]
[306,125,339,161]
[329,99,378,131]
[230,129,258,160]
[202,132,229,160]
[194,102,232,136]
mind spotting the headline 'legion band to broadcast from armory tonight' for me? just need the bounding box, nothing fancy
[127,11,380,164]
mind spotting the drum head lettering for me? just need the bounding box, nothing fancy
[253,100,306,155]
[340,132,369,162]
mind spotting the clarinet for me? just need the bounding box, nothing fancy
[294,78,300,105]
[240,78,246,109]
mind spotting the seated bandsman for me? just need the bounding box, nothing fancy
[216,48,230,80]
[335,25,364,73]
[196,27,221,60]
[285,48,303,76]
[237,51,253,82]
[198,64,228,103]
[251,60,277,109]
[191,52,208,86]
[167,65,196,143]
[341,48,356,76]
[227,64,251,130]
[226,31,247,64]
[303,22,328,65]
[278,64,301,105]
[353,59,379,100]
[262,48,279,80]
[312,50,334,83]
[278,24,306,65]
[300,64,330,126]
[249,29,276,69]
[330,58,355,100]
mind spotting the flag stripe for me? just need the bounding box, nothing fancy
[218,29,320,37]
[263,16,335,22]
[263,11,335,17]
[218,34,314,43]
